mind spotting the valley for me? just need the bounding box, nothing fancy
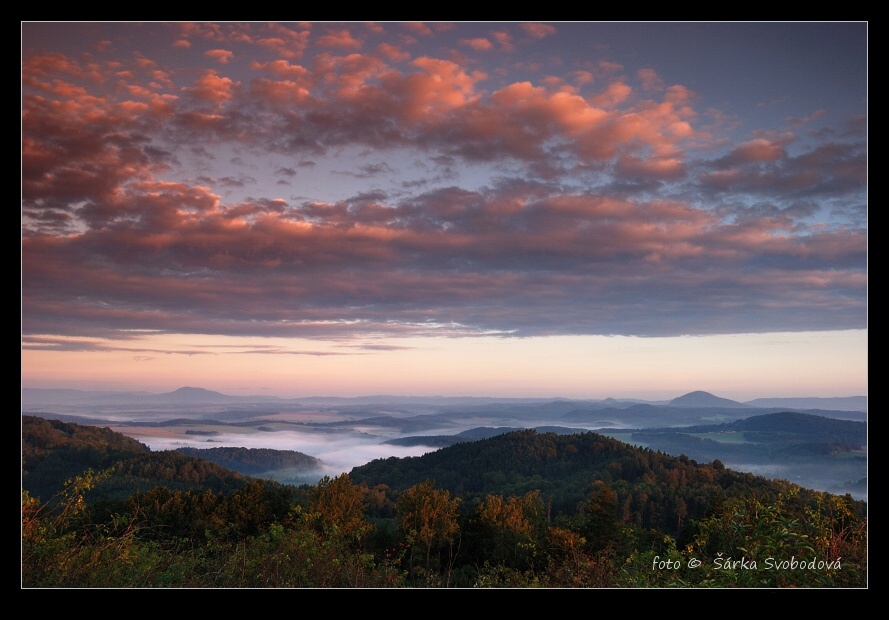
[22,387,867,499]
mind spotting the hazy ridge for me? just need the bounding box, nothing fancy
[21,387,867,500]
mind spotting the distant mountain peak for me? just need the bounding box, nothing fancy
[168,386,224,396]
[669,391,747,408]
[157,386,230,403]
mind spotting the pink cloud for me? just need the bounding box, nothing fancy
[520,23,556,38]
[441,78,696,168]
[204,49,234,63]
[23,52,106,84]
[187,71,238,104]
[460,37,494,51]
[256,24,311,60]
[175,22,225,41]
[145,92,180,116]
[491,31,514,52]
[589,81,632,108]
[597,60,623,74]
[75,180,221,230]
[615,155,686,180]
[312,52,389,99]
[22,99,171,214]
[29,78,90,99]
[571,70,595,85]
[487,83,603,133]
[317,28,363,49]
[376,43,410,62]
[26,28,706,180]
[150,69,174,89]
[122,83,154,99]
[250,59,310,79]
[172,22,256,46]
[726,138,787,163]
[636,68,664,91]
[19,23,867,343]
[249,78,312,104]
[402,22,434,36]
[380,57,486,122]
[22,177,866,341]
[23,52,76,77]
[697,168,746,189]
[665,84,695,104]
[134,55,158,71]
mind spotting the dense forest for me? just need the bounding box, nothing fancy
[175,446,322,476]
[21,416,867,588]
[628,411,867,457]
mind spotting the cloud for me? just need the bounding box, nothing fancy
[20,23,867,345]
[460,37,493,51]
[230,348,352,356]
[787,109,827,126]
[250,59,310,79]
[217,174,257,188]
[716,138,789,166]
[336,162,396,178]
[187,70,239,104]
[316,28,363,49]
[25,43,705,185]
[22,93,174,224]
[21,335,210,355]
[338,343,415,351]
[615,154,686,180]
[520,23,556,39]
[491,32,514,52]
[401,22,434,36]
[375,42,410,62]
[636,68,664,91]
[204,49,234,63]
[256,24,312,60]
[22,179,866,342]
[700,140,866,198]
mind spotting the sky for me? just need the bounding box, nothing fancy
[21,22,868,401]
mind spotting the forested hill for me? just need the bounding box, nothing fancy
[349,428,860,533]
[22,416,867,588]
[669,411,866,442]
[22,415,250,503]
[23,414,150,459]
[176,446,322,475]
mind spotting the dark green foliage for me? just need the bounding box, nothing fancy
[175,446,322,475]
[630,411,866,462]
[22,415,151,503]
[108,451,249,492]
[350,429,799,533]
[21,417,866,588]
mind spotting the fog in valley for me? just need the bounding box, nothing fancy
[22,388,867,499]
[134,427,440,483]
